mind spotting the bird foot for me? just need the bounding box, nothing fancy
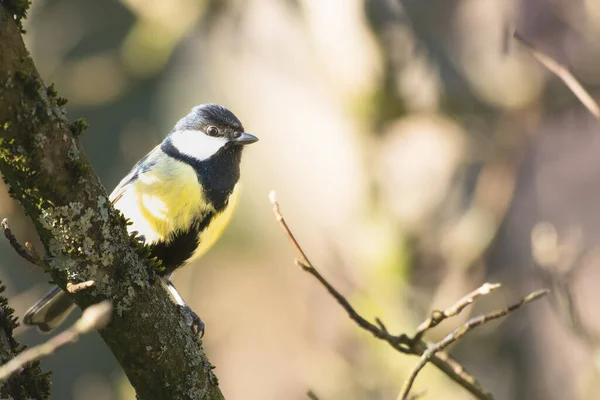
[129,231,147,245]
[178,305,205,338]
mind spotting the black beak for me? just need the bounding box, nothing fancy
[233,132,259,145]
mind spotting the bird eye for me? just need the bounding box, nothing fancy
[206,126,219,136]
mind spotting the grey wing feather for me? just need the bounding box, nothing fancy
[109,144,161,204]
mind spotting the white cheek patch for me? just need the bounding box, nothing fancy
[170,129,228,161]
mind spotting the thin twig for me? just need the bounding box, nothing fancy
[0,301,112,382]
[1,218,43,267]
[269,192,312,266]
[398,289,549,400]
[413,283,501,342]
[513,31,600,119]
[270,192,404,346]
[66,280,95,293]
[294,259,410,350]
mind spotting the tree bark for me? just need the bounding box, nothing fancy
[0,4,225,399]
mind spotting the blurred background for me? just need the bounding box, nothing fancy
[1,0,600,399]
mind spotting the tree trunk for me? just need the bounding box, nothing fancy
[0,4,225,399]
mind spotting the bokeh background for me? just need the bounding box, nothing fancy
[1,0,600,399]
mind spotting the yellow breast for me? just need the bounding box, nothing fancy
[113,156,240,264]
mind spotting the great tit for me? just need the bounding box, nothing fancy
[23,104,258,336]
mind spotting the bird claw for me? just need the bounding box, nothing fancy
[178,305,205,338]
[129,231,147,245]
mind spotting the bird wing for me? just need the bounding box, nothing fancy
[109,144,161,204]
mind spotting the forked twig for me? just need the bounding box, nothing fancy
[398,289,548,400]
[412,283,501,343]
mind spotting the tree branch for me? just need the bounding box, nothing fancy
[270,193,548,400]
[0,4,223,399]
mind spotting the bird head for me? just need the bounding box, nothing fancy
[167,104,258,161]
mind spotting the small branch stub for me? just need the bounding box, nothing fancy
[66,280,95,293]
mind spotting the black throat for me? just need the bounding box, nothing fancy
[153,139,243,275]
[161,139,242,212]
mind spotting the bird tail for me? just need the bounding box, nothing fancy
[23,286,76,333]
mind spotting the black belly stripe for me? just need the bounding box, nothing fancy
[154,138,242,274]
[150,211,215,276]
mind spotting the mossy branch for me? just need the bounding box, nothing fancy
[0,4,224,399]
